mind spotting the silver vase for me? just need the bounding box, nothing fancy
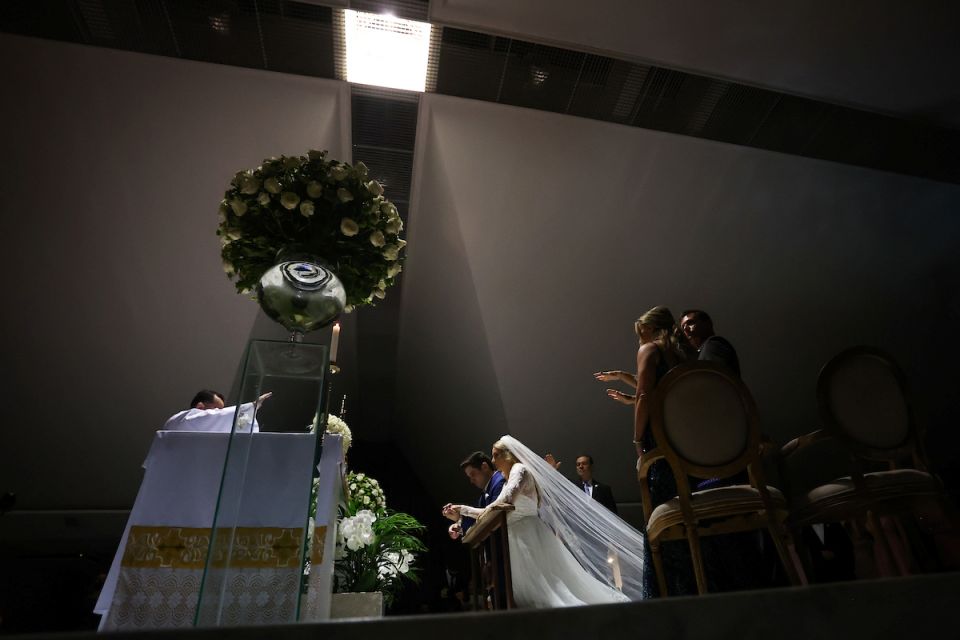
[256,255,346,336]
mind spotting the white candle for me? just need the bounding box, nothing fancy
[330,322,341,363]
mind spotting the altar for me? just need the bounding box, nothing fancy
[95,430,343,630]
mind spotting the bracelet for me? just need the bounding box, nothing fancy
[632,440,642,445]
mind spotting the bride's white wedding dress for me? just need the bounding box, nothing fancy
[460,460,633,608]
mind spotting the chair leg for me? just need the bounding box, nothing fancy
[650,539,669,598]
[866,510,900,577]
[686,529,708,595]
[768,524,806,586]
[847,519,878,579]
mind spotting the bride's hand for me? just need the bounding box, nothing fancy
[606,389,636,405]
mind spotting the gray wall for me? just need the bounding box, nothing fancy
[0,34,351,509]
[399,93,960,508]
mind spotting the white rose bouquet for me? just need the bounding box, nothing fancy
[311,413,352,455]
[333,472,425,606]
[346,472,386,513]
[217,150,406,308]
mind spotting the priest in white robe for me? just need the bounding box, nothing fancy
[162,389,272,432]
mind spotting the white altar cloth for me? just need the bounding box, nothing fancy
[96,431,316,630]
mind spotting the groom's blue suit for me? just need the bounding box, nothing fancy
[461,470,506,536]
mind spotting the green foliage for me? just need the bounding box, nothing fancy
[333,474,426,607]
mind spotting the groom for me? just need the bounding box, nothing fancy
[443,450,507,609]
[443,451,506,539]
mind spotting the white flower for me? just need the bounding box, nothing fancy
[331,164,349,181]
[366,180,384,197]
[226,229,242,241]
[387,263,402,278]
[346,535,364,551]
[264,177,281,194]
[229,199,247,216]
[355,509,376,525]
[362,495,370,504]
[384,217,402,235]
[377,279,386,290]
[218,201,229,216]
[337,188,354,203]
[373,289,385,299]
[382,244,399,261]
[350,483,357,491]
[240,176,260,195]
[380,202,397,217]
[369,231,386,248]
[222,260,234,275]
[397,239,407,249]
[308,149,325,161]
[325,415,352,453]
[340,218,359,236]
[280,192,300,210]
[283,156,301,169]
[300,200,315,217]
[356,161,369,176]
[356,473,365,480]
[257,192,270,206]
[306,181,323,198]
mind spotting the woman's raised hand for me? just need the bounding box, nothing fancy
[593,370,621,382]
[606,389,636,405]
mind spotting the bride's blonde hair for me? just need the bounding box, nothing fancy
[492,439,517,463]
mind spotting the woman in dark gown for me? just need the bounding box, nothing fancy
[598,306,767,595]
[597,306,694,596]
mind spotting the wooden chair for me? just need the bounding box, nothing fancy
[640,361,805,595]
[781,346,957,577]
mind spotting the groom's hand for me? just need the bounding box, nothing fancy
[544,454,561,470]
[448,522,462,540]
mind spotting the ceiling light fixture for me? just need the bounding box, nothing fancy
[343,9,433,92]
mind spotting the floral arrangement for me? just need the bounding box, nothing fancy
[347,472,385,513]
[333,472,425,605]
[311,413,352,455]
[217,150,406,308]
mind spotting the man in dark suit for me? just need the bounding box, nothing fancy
[574,455,618,514]
[679,309,741,377]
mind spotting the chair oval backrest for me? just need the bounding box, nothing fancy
[660,365,750,467]
[819,348,910,449]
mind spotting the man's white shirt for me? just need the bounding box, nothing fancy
[162,403,259,432]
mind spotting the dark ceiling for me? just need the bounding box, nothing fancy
[3,0,959,184]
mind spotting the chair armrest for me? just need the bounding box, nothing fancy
[638,447,666,476]
[780,429,831,458]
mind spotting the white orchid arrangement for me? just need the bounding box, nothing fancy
[333,472,425,606]
[217,150,406,308]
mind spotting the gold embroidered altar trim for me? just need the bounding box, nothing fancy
[310,525,328,564]
[122,526,304,569]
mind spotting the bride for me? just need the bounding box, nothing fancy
[451,436,648,607]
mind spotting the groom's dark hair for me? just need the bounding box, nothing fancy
[460,451,493,471]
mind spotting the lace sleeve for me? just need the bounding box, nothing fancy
[495,463,526,505]
[458,464,527,519]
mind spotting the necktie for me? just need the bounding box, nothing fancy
[583,482,590,494]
